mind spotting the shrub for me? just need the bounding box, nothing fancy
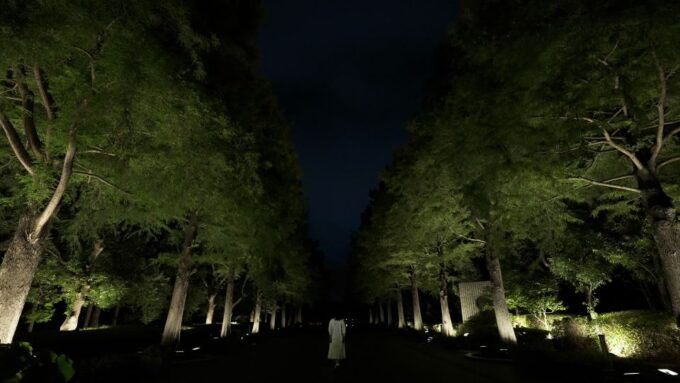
[551,316,598,351]
[0,342,74,383]
[594,310,680,362]
[512,313,572,331]
[459,310,503,345]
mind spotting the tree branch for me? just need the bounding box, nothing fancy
[31,127,77,242]
[661,126,680,148]
[453,232,486,244]
[32,65,54,121]
[651,51,667,165]
[600,173,636,183]
[0,111,34,175]
[232,274,250,309]
[80,149,117,157]
[567,177,641,193]
[73,170,129,194]
[15,66,45,161]
[602,129,644,170]
[657,156,680,171]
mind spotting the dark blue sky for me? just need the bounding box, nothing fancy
[259,1,458,267]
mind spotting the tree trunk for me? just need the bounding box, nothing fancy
[205,292,217,325]
[295,306,302,324]
[438,257,456,337]
[0,95,75,343]
[637,170,680,325]
[161,217,199,346]
[269,306,277,331]
[220,269,235,337]
[27,304,36,333]
[252,293,262,334]
[112,305,120,326]
[396,290,405,329]
[439,271,456,337]
[0,212,46,344]
[369,307,374,325]
[60,242,102,331]
[386,298,393,326]
[83,304,94,328]
[378,301,385,324]
[281,304,287,328]
[410,272,423,331]
[485,240,517,344]
[586,286,596,319]
[91,306,101,328]
[60,291,87,331]
[652,251,672,310]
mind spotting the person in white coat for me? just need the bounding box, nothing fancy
[327,315,346,368]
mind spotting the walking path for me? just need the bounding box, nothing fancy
[162,329,531,382]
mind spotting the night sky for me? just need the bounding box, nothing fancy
[259,1,458,268]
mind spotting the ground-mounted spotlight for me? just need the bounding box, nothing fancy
[623,372,640,376]
[658,369,678,376]
[192,346,200,351]
[463,332,469,337]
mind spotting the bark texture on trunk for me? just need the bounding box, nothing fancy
[396,290,405,329]
[161,217,198,346]
[112,305,120,326]
[91,306,100,328]
[60,292,87,331]
[27,304,36,333]
[485,241,517,344]
[295,306,302,324]
[0,65,75,344]
[439,270,456,337]
[0,213,45,344]
[386,298,393,326]
[220,269,235,337]
[439,292,455,337]
[586,286,597,319]
[83,305,94,328]
[269,306,277,331]
[410,272,423,331]
[636,169,680,324]
[652,251,672,310]
[251,293,262,334]
[205,293,217,325]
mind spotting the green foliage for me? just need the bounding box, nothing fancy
[458,310,501,342]
[0,342,74,383]
[507,279,566,330]
[595,310,680,361]
[531,310,680,362]
[0,0,317,331]
[123,270,171,325]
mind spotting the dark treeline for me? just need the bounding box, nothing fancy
[352,0,680,345]
[0,0,322,346]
